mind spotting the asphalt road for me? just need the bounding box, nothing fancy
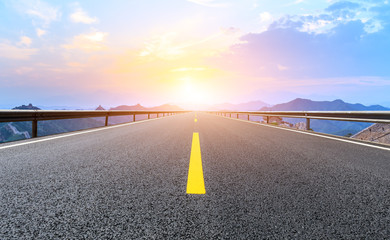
[1,112,390,239]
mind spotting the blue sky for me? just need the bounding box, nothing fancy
[1,0,390,109]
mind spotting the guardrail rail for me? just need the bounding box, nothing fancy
[0,110,190,138]
[207,110,390,131]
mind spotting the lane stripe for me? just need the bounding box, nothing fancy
[217,115,390,152]
[186,132,206,194]
[0,115,177,151]
[194,119,198,122]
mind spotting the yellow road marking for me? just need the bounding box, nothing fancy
[186,132,206,194]
[194,118,197,122]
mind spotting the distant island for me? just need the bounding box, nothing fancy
[12,103,40,110]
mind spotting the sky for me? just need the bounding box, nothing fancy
[1,0,390,109]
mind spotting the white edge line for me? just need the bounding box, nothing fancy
[0,116,172,150]
[215,114,390,152]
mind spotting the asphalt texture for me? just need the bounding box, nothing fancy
[1,112,390,239]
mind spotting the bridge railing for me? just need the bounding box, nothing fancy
[0,110,189,138]
[207,111,390,131]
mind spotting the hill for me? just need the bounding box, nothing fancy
[210,100,270,111]
[110,103,182,111]
[260,98,388,111]
[110,104,147,111]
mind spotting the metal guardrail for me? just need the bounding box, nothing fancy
[208,111,390,131]
[0,110,189,138]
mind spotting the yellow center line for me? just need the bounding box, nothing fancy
[186,132,206,194]
[194,118,197,122]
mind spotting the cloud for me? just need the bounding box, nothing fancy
[14,67,34,75]
[62,31,108,51]
[267,0,388,35]
[212,18,390,80]
[325,1,359,12]
[18,36,32,46]
[70,5,98,24]
[139,28,243,60]
[0,40,38,60]
[277,64,289,71]
[186,0,230,7]
[171,67,206,72]
[67,62,86,68]
[36,28,46,37]
[260,12,273,23]
[12,0,60,26]
[259,12,274,32]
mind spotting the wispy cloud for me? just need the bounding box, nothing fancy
[284,0,305,7]
[70,4,98,24]
[62,30,108,51]
[259,12,274,32]
[186,0,230,7]
[14,0,61,26]
[277,64,289,71]
[36,28,46,37]
[139,28,242,60]
[171,67,206,72]
[0,40,38,60]
[18,36,32,47]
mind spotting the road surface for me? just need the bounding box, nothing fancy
[1,112,389,239]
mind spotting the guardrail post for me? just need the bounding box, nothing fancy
[230,113,231,118]
[32,120,38,138]
[237,113,239,119]
[306,117,311,130]
[157,113,159,118]
[133,114,136,122]
[248,115,250,121]
[148,113,150,119]
[266,116,269,124]
[105,114,109,126]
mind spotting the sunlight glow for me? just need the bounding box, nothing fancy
[177,77,214,107]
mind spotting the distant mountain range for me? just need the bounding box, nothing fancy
[260,98,390,136]
[1,99,389,143]
[260,98,389,111]
[208,100,270,111]
[110,103,183,111]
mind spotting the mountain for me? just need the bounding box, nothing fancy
[148,104,183,111]
[106,103,183,124]
[110,103,182,111]
[96,105,105,110]
[260,98,389,111]
[209,100,270,111]
[110,104,147,111]
[259,98,389,136]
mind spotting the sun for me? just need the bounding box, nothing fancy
[177,77,211,106]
